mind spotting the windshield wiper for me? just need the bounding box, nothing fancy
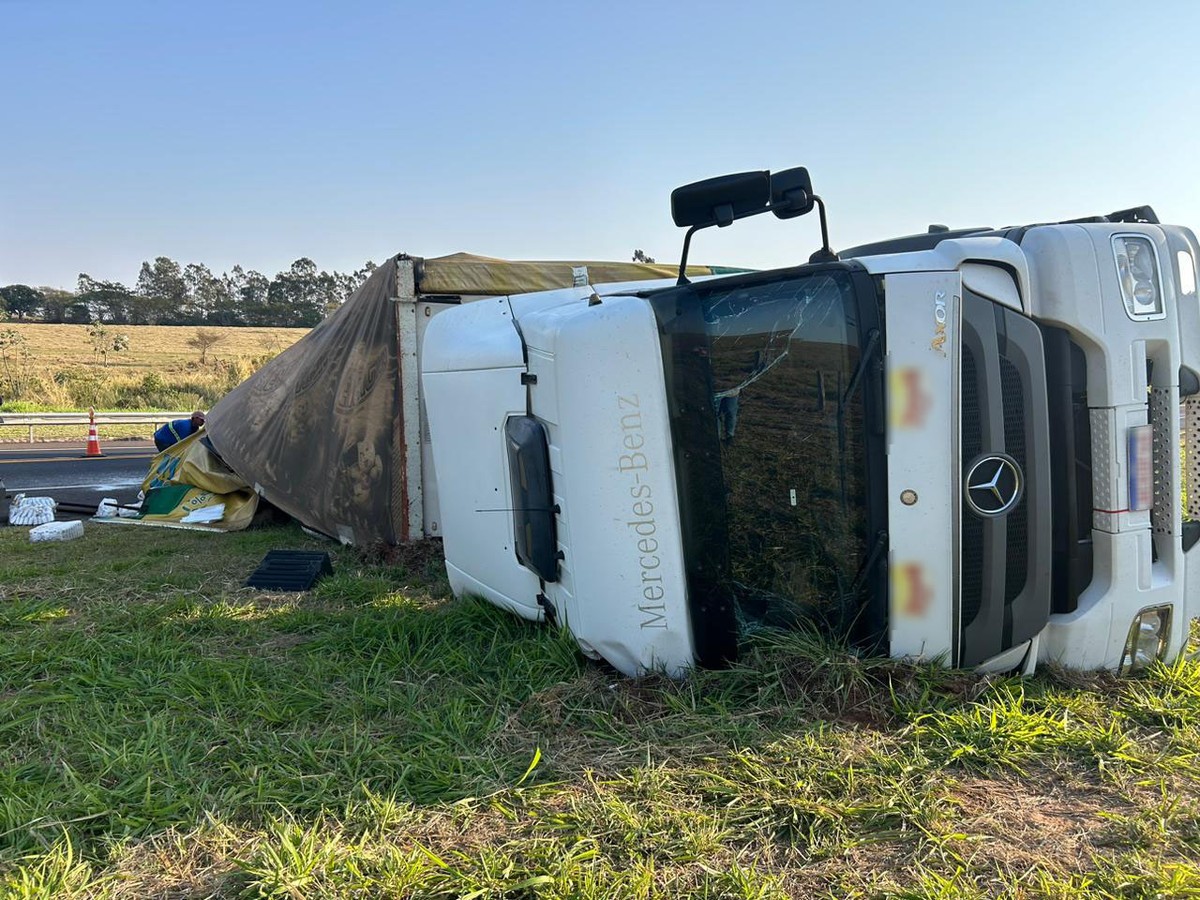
[836,328,881,512]
[837,528,889,645]
[838,328,881,437]
[849,529,888,598]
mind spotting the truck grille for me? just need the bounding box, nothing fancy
[1150,386,1176,537]
[957,293,1052,667]
[1041,327,1094,613]
[961,349,984,628]
[1001,357,1029,602]
[1188,397,1200,523]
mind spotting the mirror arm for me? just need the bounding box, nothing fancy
[678,202,787,285]
[678,193,832,285]
[810,195,839,262]
[677,224,703,285]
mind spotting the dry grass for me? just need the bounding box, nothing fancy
[949,772,1135,872]
[3,323,306,372]
[0,324,308,440]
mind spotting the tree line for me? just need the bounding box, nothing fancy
[0,256,377,328]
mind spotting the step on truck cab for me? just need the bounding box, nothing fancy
[421,167,1200,677]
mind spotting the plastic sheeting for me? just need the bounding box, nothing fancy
[30,520,84,542]
[94,430,260,532]
[8,495,56,526]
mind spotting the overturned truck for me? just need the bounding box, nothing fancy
[206,177,1200,679]
[418,169,1200,678]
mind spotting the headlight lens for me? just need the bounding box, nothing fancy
[1120,605,1173,673]
[1113,234,1165,320]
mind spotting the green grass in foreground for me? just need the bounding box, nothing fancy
[1,524,1199,898]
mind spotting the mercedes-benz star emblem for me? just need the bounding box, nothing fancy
[964,453,1023,518]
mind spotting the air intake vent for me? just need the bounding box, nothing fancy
[1188,397,1200,523]
[962,348,983,461]
[1150,386,1175,536]
[1000,356,1028,602]
[961,347,984,627]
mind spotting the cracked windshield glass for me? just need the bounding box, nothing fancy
[657,272,870,636]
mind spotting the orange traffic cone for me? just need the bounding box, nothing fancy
[83,407,103,458]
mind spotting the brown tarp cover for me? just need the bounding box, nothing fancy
[417,252,717,295]
[206,252,733,545]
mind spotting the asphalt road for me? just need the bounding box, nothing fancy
[1,441,154,518]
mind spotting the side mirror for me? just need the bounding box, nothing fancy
[671,165,836,285]
[671,171,770,228]
[770,167,814,219]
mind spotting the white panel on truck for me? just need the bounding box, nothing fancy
[414,296,491,537]
[518,295,696,676]
[884,271,961,663]
[421,298,542,619]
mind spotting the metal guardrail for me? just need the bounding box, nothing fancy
[0,412,193,443]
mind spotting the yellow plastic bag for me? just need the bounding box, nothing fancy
[111,431,260,532]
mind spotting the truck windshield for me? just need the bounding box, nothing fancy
[649,269,880,660]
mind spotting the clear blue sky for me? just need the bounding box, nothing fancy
[3,0,1199,290]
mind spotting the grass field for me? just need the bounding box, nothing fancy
[1,324,307,371]
[2,524,1200,897]
[0,324,307,441]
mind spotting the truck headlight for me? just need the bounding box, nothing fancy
[1113,234,1165,320]
[1119,605,1173,673]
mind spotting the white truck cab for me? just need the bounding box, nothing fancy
[421,168,1200,677]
